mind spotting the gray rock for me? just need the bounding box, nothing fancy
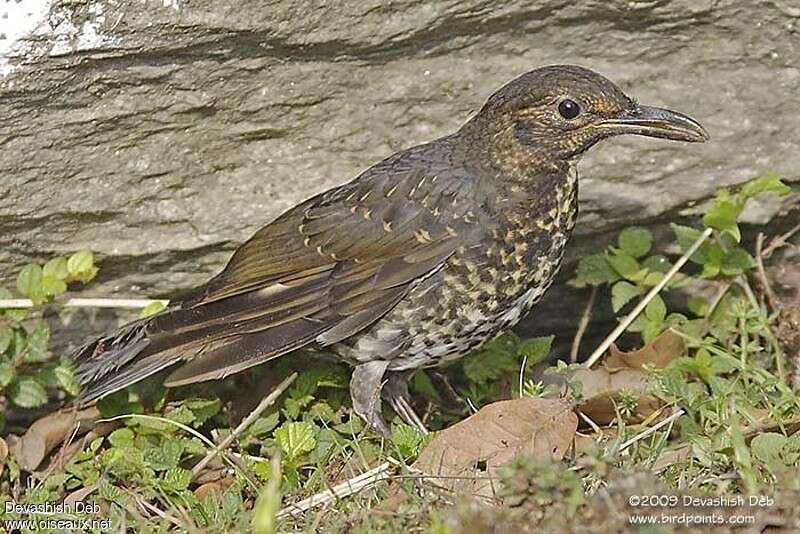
[1,0,798,354]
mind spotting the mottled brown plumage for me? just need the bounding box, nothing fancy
[72,65,708,434]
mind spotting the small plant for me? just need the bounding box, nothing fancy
[0,251,98,416]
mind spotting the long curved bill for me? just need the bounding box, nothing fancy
[600,105,710,143]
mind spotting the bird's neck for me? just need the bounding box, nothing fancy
[456,115,580,217]
[458,112,566,185]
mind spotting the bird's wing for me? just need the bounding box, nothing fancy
[74,149,482,400]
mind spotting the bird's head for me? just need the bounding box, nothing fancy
[467,65,708,166]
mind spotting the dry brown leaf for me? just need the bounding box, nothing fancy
[572,367,661,425]
[572,330,685,426]
[606,329,686,370]
[194,476,235,500]
[413,397,577,499]
[64,484,98,508]
[8,406,101,471]
[651,444,692,473]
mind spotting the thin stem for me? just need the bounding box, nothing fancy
[191,373,297,478]
[571,286,598,363]
[0,298,168,309]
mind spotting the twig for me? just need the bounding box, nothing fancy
[277,461,393,518]
[584,227,713,368]
[618,409,685,452]
[571,286,598,363]
[518,353,528,398]
[762,222,800,257]
[755,233,779,310]
[126,489,184,528]
[577,410,603,437]
[0,298,168,309]
[191,372,297,478]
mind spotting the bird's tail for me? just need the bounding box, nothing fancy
[71,316,164,403]
[70,304,217,404]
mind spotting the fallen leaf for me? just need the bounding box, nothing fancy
[652,444,693,473]
[8,406,101,471]
[606,329,686,370]
[413,397,577,499]
[571,330,685,426]
[64,484,98,508]
[194,476,235,500]
[572,367,661,425]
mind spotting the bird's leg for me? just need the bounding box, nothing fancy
[350,360,391,436]
[383,371,429,435]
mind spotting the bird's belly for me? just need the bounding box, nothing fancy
[330,240,567,370]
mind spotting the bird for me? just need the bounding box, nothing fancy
[71,65,708,435]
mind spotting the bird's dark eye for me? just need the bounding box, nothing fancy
[557,99,581,120]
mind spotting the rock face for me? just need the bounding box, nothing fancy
[1,0,798,352]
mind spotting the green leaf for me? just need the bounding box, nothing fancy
[611,281,642,313]
[275,421,316,461]
[166,405,196,426]
[462,334,519,383]
[144,439,183,470]
[67,251,99,283]
[333,416,364,435]
[247,412,282,438]
[392,422,424,460]
[617,227,653,258]
[606,253,644,281]
[644,295,667,323]
[571,253,619,287]
[720,247,756,276]
[162,467,192,491]
[671,224,711,264]
[687,296,709,317]
[310,401,338,423]
[41,275,67,297]
[17,264,44,303]
[139,300,168,318]
[98,390,134,418]
[739,174,791,201]
[703,198,741,242]
[184,398,221,426]
[642,254,671,274]
[641,319,664,344]
[751,433,787,468]
[24,321,50,363]
[781,433,800,465]
[108,428,136,448]
[54,363,80,396]
[0,325,12,354]
[517,336,554,366]
[290,372,321,399]
[10,377,48,408]
[43,257,69,280]
[0,359,15,388]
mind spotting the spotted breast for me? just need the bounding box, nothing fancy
[331,162,579,371]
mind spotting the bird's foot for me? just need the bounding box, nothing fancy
[383,372,429,435]
[350,360,391,436]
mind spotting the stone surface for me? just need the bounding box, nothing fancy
[1,0,798,353]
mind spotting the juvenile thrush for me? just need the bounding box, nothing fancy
[72,65,708,435]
